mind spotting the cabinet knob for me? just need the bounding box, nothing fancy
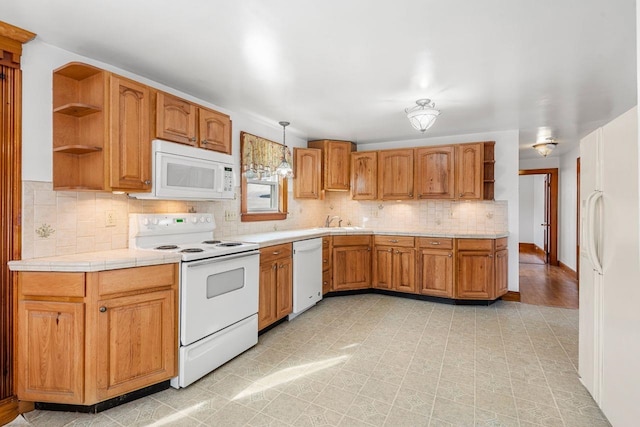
[488,254,493,258]
[459,193,463,197]
[273,251,281,255]
[99,306,107,313]
[388,249,393,253]
[273,264,277,270]
[323,259,328,263]
[323,281,328,285]
[389,239,399,243]
[143,180,151,185]
[448,253,452,258]
[189,137,197,142]
[279,264,285,268]
[201,139,209,145]
[409,193,413,197]
[395,250,400,254]
[430,241,441,245]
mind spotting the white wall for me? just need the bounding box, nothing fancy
[20,39,308,182]
[358,130,521,292]
[559,145,580,270]
[519,175,534,242]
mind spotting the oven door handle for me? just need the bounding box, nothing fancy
[184,250,259,267]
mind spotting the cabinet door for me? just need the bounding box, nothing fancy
[199,107,232,154]
[324,141,352,190]
[456,143,483,199]
[378,149,414,200]
[259,261,277,330]
[17,301,85,403]
[322,269,331,295]
[495,249,508,297]
[415,146,455,199]
[394,248,416,293]
[109,75,151,191]
[351,151,377,200]
[457,251,494,299]
[333,245,371,290]
[96,289,176,400]
[373,246,393,289]
[418,249,454,298]
[294,148,322,199]
[155,92,197,146]
[275,258,293,319]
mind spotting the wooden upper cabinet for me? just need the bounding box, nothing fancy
[109,75,151,191]
[199,107,232,154]
[378,149,414,200]
[53,62,151,192]
[351,151,377,200]
[415,145,455,199]
[455,143,483,200]
[308,140,355,191]
[294,147,322,199]
[155,92,197,146]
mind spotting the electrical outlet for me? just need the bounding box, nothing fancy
[224,210,238,221]
[105,210,116,227]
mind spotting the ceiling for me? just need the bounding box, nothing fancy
[3,0,637,160]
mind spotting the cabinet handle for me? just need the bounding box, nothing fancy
[143,180,151,185]
[430,241,441,245]
[189,137,197,142]
[201,139,209,145]
[389,239,399,243]
[273,264,277,270]
[273,251,281,255]
[279,264,285,268]
[367,247,371,251]
[99,306,107,313]
[488,254,493,258]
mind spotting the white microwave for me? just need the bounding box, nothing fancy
[129,140,236,201]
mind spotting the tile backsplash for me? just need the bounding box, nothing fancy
[22,181,508,259]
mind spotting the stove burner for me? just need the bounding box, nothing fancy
[155,245,179,250]
[181,248,205,253]
[202,240,222,244]
[218,242,242,247]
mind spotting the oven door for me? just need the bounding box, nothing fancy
[180,251,259,346]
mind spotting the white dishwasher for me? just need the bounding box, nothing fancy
[290,238,323,319]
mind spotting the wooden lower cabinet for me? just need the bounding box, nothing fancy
[417,237,454,298]
[456,239,496,299]
[322,237,332,294]
[494,248,509,298]
[16,264,178,405]
[258,243,293,330]
[372,236,415,293]
[332,236,371,291]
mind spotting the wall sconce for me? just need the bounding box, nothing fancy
[532,138,558,157]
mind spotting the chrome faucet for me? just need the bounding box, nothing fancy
[325,215,341,227]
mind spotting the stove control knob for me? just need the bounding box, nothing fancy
[200,216,206,223]
[190,217,198,224]
[142,218,149,226]
[206,217,212,223]
[152,218,159,225]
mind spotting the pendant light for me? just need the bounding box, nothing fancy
[405,99,441,132]
[275,121,293,178]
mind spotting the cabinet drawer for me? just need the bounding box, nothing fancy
[97,264,176,297]
[332,235,371,247]
[495,237,508,250]
[374,235,415,247]
[322,247,331,271]
[322,237,331,248]
[457,239,493,251]
[417,237,453,250]
[19,272,85,298]
[260,243,292,264]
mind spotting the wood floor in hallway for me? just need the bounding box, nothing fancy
[519,245,579,309]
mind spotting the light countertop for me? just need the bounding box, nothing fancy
[8,249,182,272]
[230,228,509,248]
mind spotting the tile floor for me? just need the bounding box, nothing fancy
[11,294,609,426]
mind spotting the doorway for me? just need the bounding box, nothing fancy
[519,168,558,266]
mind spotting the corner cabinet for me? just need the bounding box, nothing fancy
[258,243,293,330]
[308,140,355,191]
[16,264,178,405]
[293,147,322,199]
[53,62,151,192]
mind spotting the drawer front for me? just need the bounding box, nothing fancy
[260,243,292,264]
[322,269,331,294]
[332,235,371,247]
[322,247,331,271]
[457,239,493,251]
[495,237,508,250]
[417,237,453,250]
[97,264,176,297]
[19,272,85,298]
[374,235,415,247]
[322,236,331,248]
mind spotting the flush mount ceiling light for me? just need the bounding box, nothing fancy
[275,121,293,178]
[405,99,441,133]
[532,137,558,157]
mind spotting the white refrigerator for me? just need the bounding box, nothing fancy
[579,106,640,426]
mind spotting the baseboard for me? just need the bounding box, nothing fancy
[501,291,521,302]
[519,243,536,251]
[559,261,578,278]
[0,397,19,426]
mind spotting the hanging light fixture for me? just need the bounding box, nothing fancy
[405,99,441,132]
[275,121,293,178]
[532,137,558,157]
